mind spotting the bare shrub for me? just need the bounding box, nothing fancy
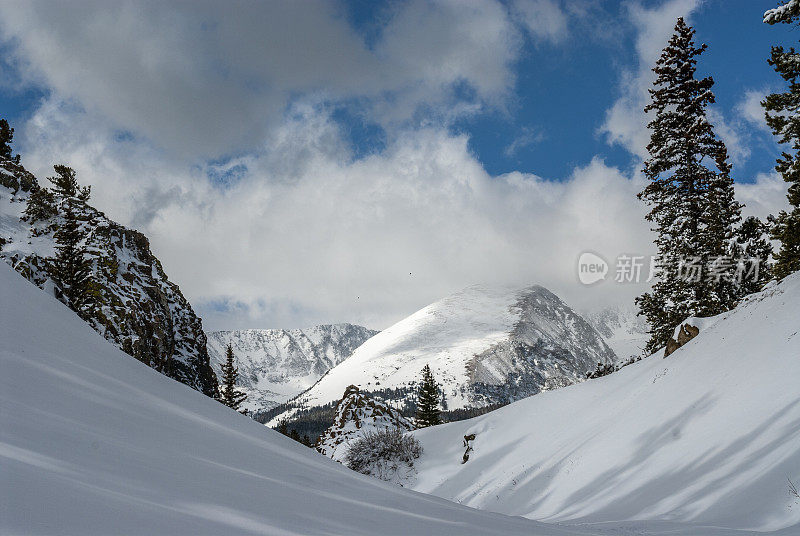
[345,428,422,483]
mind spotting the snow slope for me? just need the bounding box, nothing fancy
[410,274,800,532]
[0,262,590,536]
[207,325,377,413]
[280,285,615,420]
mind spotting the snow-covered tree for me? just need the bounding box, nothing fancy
[763,1,800,279]
[732,216,773,296]
[636,18,742,353]
[220,343,247,411]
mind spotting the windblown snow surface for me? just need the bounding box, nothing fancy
[0,263,585,536]
[410,273,800,534]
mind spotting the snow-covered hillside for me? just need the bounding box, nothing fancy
[410,274,800,533]
[278,285,615,420]
[0,262,590,536]
[207,325,377,413]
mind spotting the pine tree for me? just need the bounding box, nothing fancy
[49,164,90,201]
[415,364,441,428]
[24,187,58,223]
[51,198,96,319]
[636,18,742,353]
[0,118,20,164]
[732,216,773,295]
[219,343,247,411]
[763,2,800,279]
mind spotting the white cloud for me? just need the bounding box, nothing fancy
[736,89,771,132]
[736,173,791,220]
[512,0,569,44]
[17,98,654,330]
[0,0,521,158]
[503,127,545,157]
[5,0,789,333]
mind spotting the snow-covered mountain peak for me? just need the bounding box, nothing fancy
[281,284,616,416]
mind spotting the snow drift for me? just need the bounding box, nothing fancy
[0,262,579,536]
[410,273,800,533]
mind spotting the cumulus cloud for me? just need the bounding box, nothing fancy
[0,0,521,158]
[736,88,771,132]
[3,0,789,333]
[17,98,654,330]
[512,0,569,44]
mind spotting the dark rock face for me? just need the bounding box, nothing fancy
[0,156,218,397]
[465,286,617,406]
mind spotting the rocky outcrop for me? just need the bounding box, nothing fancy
[0,155,218,397]
[316,385,414,462]
[664,323,700,357]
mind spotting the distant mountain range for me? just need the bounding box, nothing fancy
[583,304,650,362]
[206,324,377,413]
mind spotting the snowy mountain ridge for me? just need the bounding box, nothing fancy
[272,284,617,425]
[207,324,378,413]
[583,303,650,362]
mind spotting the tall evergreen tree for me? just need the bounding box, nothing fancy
[415,364,441,428]
[636,18,742,353]
[0,118,20,163]
[220,343,247,411]
[763,2,800,280]
[51,198,96,319]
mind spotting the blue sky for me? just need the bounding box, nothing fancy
[0,0,794,329]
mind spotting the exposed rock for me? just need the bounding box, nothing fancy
[0,155,218,396]
[316,385,414,462]
[664,323,700,357]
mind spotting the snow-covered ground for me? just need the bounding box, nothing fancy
[0,262,596,536]
[207,325,377,413]
[3,258,798,535]
[410,274,800,533]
